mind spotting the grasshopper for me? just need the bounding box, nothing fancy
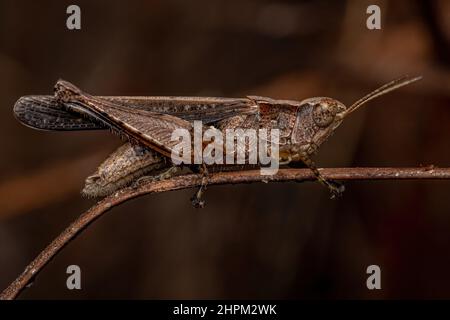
[14,76,421,206]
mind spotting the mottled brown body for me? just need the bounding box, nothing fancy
[14,76,421,198]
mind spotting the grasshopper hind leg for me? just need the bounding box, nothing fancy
[82,143,173,198]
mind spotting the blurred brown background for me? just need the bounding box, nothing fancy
[1,0,450,299]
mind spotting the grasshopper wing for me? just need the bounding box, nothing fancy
[14,94,257,131]
[55,80,196,158]
[14,95,105,131]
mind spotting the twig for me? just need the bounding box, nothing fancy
[1,166,450,300]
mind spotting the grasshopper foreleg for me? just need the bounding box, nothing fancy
[297,154,345,199]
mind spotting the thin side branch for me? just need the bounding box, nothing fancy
[1,166,449,300]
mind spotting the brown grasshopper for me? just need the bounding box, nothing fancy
[14,76,421,205]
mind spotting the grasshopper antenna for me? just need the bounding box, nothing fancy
[344,75,422,117]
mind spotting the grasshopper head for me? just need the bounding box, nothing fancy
[291,76,422,155]
[291,97,347,154]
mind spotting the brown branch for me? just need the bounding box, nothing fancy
[2,166,450,300]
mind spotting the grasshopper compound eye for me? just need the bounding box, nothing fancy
[312,102,334,127]
[312,99,347,128]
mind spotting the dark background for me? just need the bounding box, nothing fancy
[1,0,450,299]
